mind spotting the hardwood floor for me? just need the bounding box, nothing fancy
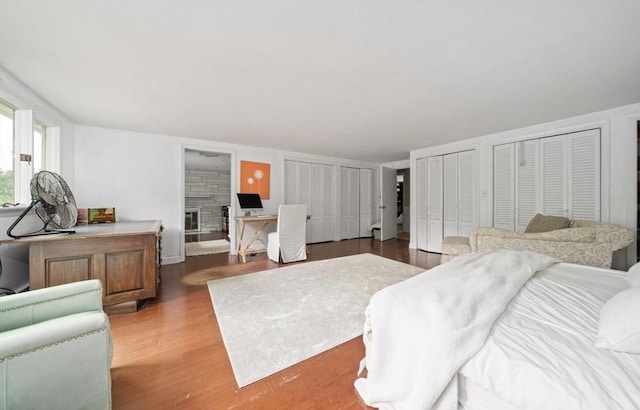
[109,238,441,409]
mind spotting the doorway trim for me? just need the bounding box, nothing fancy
[180,144,237,262]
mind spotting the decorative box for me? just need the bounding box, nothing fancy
[88,208,116,224]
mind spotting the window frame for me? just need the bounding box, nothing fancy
[0,97,60,207]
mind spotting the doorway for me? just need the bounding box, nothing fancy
[184,149,231,245]
[396,168,410,240]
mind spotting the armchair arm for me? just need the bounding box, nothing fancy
[0,279,103,332]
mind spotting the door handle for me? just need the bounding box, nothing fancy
[380,206,386,209]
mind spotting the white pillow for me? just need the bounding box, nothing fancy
[628,262,640,287]
[595,287,640,354]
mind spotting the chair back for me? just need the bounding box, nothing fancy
[276,204,308,262]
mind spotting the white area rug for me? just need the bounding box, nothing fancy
[207,253,424,387]
[185,239,230,256]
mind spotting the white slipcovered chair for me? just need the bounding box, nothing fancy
[267,204,308,263]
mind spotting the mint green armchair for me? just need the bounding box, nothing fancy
[0,279,112,410]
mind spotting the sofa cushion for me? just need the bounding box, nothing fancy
[525,214,570,233]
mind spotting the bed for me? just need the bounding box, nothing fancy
[354,250,640,409]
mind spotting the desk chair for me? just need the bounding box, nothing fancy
[267,204,308,263]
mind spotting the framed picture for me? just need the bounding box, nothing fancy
[240,161,270,199]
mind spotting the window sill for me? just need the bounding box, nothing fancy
[0,204,29,217]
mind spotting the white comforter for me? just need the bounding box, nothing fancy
[460,263,640,409]
[354,250,558,410]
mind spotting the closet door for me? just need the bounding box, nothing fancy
[340,167,360,239]
[540,135,567,217]
[311,163,335,243]
[515,139,539,232]
[426,156,443,252]
[568,129,600,221]
[493,143,515,231]
[416,158,428,250]
[284,160,312,206]
[540,129,600,221]
[359,169,376,237]
[458,150,475,236]
[443,153,459,238]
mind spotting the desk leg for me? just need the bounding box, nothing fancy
[238,222,247,263]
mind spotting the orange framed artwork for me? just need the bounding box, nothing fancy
[240,161,270,199]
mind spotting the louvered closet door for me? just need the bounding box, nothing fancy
[359,169,376,237]
[515,140,539,231]
[416,158,428,250]
[568,129,600,221]
[540,136,567,217]
[443,153,459,237]
[457,150,475,236]
[310,163,335,243]
[493,144,515,231]
[426,156,443,252]
[285,160,312,241]
[340,167,360,239]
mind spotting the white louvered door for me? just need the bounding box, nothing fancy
[540,135,567,217]
[493,144,515,231]
[426,156,443,252]
[443,153,459,238]
[458,150,475,236]
[340,167,360,239]
[416,158,428,250]
[493,129,601,231]
[515,139,539,231]
[568,130,600,221]
[311,163,335,243]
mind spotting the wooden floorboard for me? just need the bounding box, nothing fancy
[109,238,441,409]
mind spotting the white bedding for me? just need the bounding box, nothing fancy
[354,250,558,409]
[460,262,640,409]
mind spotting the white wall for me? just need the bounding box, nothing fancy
[409,103,640,267]
[74,125,379,264]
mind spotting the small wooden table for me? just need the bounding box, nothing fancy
[235,215,277,263]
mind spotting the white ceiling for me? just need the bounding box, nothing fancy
[0,1,639,163]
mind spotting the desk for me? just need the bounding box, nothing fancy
[1,220,162,313]
[235,215,277,263]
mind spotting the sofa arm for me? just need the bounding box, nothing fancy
[469,227,596,251]
[0,279,104,333]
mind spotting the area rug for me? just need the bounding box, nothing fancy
[185,239,230,256]
[207,253,424,387]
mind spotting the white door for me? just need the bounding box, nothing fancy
[311,163,335,243]
[340,167,360,239]
[359,169,376,237]
[426,156,443,252]
[443,153,459,237]
[416,158,428,250]
[515,139,539,232]
[457,150,475,236]
[380,166,397,241]
[493,144,515,231]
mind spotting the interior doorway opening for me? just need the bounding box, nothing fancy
[397,168,410,240]
[184,149,231,248]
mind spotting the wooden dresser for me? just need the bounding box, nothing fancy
[8,220,162,313]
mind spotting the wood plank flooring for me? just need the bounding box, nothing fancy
[109,238,441,409]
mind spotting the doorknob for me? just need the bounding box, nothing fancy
[380,206,386,209]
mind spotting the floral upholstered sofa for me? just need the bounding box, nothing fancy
[466,219,634,268]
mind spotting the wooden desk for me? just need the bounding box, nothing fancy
[235,215,277,263]
[1,220,162,313]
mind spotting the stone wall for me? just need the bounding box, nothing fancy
[185,169,230,231]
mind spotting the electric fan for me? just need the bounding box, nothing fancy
[6,171,78,238]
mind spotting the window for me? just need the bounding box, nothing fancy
[0,100,15,204]
[0,98,54,205]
